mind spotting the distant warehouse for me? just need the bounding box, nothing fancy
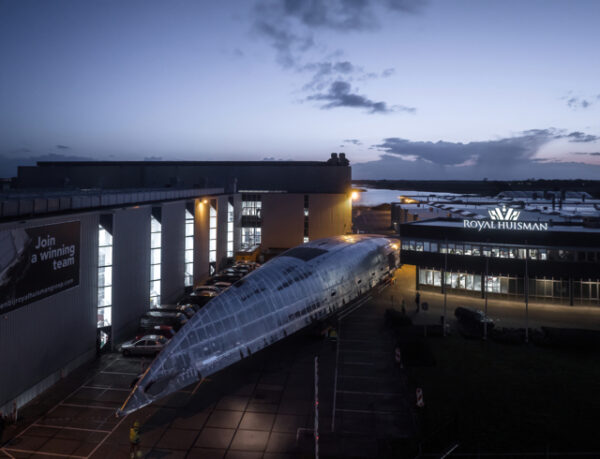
[393,191,600,306]
[0,154,352,413]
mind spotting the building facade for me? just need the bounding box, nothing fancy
[0,156,352,412]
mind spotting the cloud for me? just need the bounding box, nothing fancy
[354,128,600,179]
[307,81,415,114]
[574,152,600,156]
[343,139,363,145]
[353,153,600,180]
[566,131,599,143]
[375,129,558,166]
[56,144,70,150]
[144,156,163,161]
[252,0,421,112]
[565,95,594,110]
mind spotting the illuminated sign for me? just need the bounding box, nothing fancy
[463,206,548,232]
[488,205,520,221]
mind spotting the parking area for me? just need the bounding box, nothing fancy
[0,282,416,458]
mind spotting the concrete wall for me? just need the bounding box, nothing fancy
[308,193,352,240]
[194,198,210,285]
[0,213,98,411]
[111,205,151,344]
[262,194,305,249]
[160,201,185,303]
[17,162,351,194]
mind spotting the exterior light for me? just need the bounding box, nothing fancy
[351,191,359,201]
[202,199,208,204]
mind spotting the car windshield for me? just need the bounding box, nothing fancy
[157,337,167,344]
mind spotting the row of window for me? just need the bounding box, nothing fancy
[418,268,600,301]
[98,200,234,329]
[403,239,599,263]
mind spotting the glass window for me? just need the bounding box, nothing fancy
[458,274,466,289]
[423,241,430,252]
[472,245,481,256]
[454,244,463,255]
[483,246,491,257]
[466,274,473,290]
[97,224,113,329]
[473,275,481,291]
[416,241,424,252]
[464,244,472,256]
[433,271,441,286]
[529,249,538,260]
[97,306,112,327]
[98,246,112,267]
[430,242,438,253]
[440,243,447,254]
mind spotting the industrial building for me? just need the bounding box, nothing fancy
[396,191,600,306]
[0,155,352,412]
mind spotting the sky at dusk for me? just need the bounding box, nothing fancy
[1,0,600,179]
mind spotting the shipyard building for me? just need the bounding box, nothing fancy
[0,154,351,412]
[393,191,600,306]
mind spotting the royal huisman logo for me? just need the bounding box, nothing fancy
[488,205,520,221]
[463,205,548,232]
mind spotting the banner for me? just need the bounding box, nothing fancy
[0,221,80,314]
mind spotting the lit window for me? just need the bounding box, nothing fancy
[150,214,161,307]
[98,225,113,328]
[209,201,217,274]
[184,209,194,287]
[227,202,234,257]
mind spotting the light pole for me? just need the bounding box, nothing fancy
[443,238,448,336]
[484,256,489,340]
[525,246,529,344]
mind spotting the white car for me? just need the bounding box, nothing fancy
[121,335,168,357]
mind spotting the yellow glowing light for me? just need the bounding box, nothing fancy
[351,191,359,201]
[202,199,208,204]
[391,243,399,250]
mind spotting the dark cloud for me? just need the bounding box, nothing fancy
[0,153,94,178]
[574,152,600,156]
[307,81,414,114]
[375,129,557,166]
[353,153,600,180]
[355,128,600,179]
[567,131,599,143]
[566,96,593,110]
[253,0,421,113]
[343,139,363,145]
[56,144,70,150]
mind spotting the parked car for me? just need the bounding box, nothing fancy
[151,303,195,319]
[178,295,214,309]
[136,325,175,340]
[121,335,168,356]
[454,307,494,338]
[140,311,188,331]
[213,281,232,290]
[193,285,221,295]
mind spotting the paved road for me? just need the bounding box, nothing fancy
[0,283,413,459]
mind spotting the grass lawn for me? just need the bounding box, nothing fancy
[405,335,600,454]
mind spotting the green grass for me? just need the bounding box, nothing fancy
[406,336,600,453]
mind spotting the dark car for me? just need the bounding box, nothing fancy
[136,324,175,340]
[178,294,214,309]
[151,303,195,319]
[454,307,494,338]
[140,311,188,331]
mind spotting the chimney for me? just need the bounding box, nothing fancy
[338,152,349,165]
[327,153,339,165]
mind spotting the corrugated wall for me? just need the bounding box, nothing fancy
[0,213,97,409]
[111,205,151,344]
[161,201,185,303]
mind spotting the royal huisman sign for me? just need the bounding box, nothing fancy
[463,205,549,232]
